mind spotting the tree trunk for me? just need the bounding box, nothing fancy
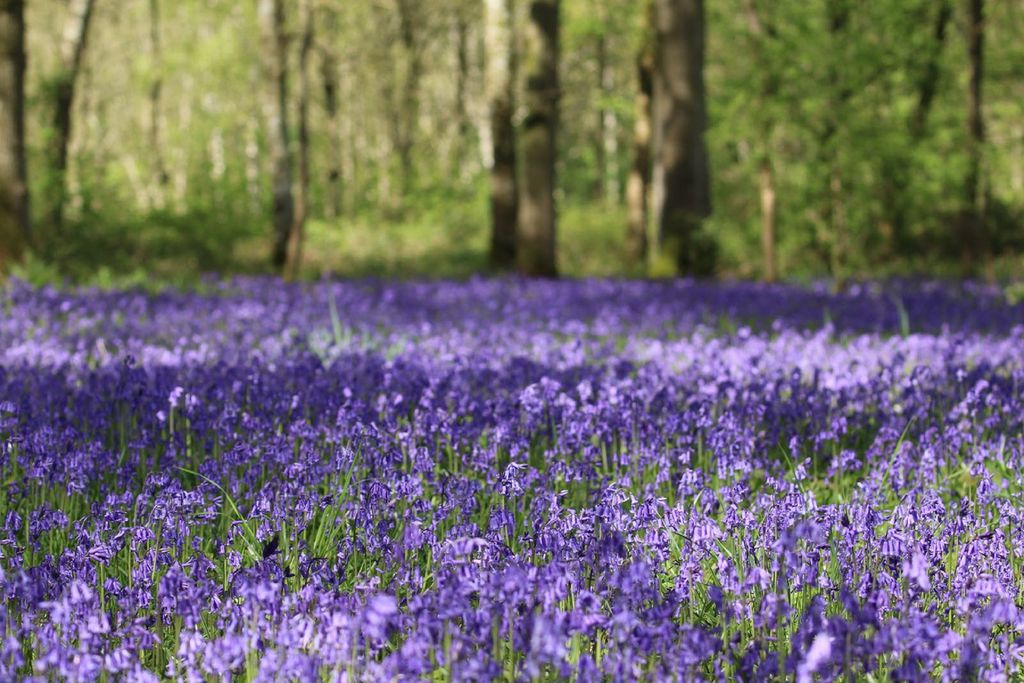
[822,0,851,282]
[148,0,168,209]
[0,0,28,271]
[962,0,989,277]
[652,0,711,274]
[485,0,518,269]
[910,0,951,139]
[742,0,779,282]
[517,0,559,277]
[597,31,620,203]
[758,158,777,282]
[49,0,96,234]
[285,0,313,280]
[320,55,342,218]
[171,76,193,210]
[395,0,422,196]
[452,4,472,176]
[594,31,607,201]
[245,117,261,215]
[625,23,653,268]
[258,0,294,271]
[880,0,951,258]
[319,5,342,219]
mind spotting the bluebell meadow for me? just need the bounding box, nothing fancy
[1,278,1022,681]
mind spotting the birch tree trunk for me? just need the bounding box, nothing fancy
[0,0,28,271]
[258,0,294,271]
[517,0,559,277]
[485,0,518,269]
[651,0,711,274]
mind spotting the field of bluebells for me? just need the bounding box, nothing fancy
[2,278,1024,682]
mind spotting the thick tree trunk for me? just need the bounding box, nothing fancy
[517,0,559,277]
[258,0,294,271]
[148,0,168,209]
[49,0,96,234]
[485,0,518,269]
[0,0,28,271]
[285,0,314,280]
[652,0,711,274]
[962,0,989,277]
[625,32,653,268]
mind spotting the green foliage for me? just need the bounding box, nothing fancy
[13,0,1024,282]
[19,205,262,288]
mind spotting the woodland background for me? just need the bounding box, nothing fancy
[1,0,1022,285]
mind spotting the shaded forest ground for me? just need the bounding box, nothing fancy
[17,193,629,286]
[19,194,1024,289]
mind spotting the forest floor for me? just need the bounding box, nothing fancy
[20,199,636,287]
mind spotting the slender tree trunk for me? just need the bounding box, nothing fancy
[0,0,28,271]
[285,0,313,280]
[594,31,607,201]
[395,0,422,196]
[758,158,777,282]
[962,0,990,277]
[209,127,225,184]
[171,75,193,210]
[822,0,850,282]
[320,46,341,219]
[342,52,357,212]
[880,0,951,257]
[652,0,711,274]
[452,5,472,175]
[910,0,952,139]
[742,0,779,281]
[595,29,619,203]
[258,0,294,271]
[148,0,168,209]
[517,0,559,277]
[485,0,518,269]
[601,59,619,203]
[625,23,653,268]
[245,112,261,215]
[319,3,342,219]
[49,0,97,234]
